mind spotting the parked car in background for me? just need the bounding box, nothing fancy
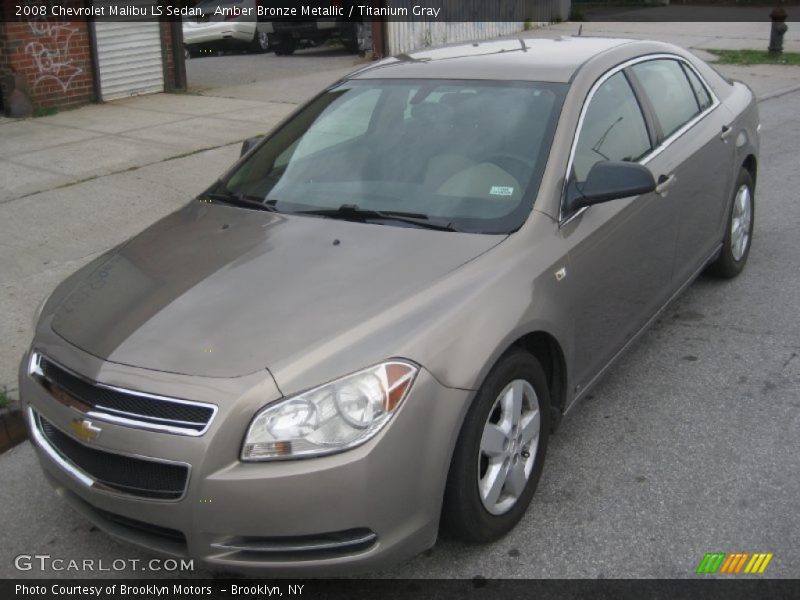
[269,19,361,55]
[183,0,272,56]
[21,37,758,574]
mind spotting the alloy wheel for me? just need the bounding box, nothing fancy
[730,184,752,261]
[257,31,269,51]
[478,379,540,515]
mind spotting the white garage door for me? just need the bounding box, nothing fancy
[94,20,164,101]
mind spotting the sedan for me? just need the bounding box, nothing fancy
[20,36,758,574]
[183,0,272,56]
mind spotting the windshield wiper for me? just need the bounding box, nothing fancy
[293,204,460,232]
[200,191,278,212]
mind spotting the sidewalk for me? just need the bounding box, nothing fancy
[544,20,800,99]
[2,21,800,396]
[0,71,351,398]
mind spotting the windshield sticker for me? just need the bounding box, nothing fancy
[490,186,514,196]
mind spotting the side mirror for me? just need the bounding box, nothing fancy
[240,136,264,157]
[569,160,656,211]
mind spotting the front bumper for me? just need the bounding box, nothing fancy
[19,339,471,575]
[182,22,255,46]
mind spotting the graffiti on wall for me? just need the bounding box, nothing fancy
[24,18,84,93]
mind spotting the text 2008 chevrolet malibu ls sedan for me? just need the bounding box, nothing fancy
[21,37,758,574]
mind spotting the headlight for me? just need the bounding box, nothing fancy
[241,360,418,461]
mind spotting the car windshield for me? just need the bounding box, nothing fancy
[217,79,566,233]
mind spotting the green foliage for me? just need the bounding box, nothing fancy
[33,106,58,118]
[707,49,800,66]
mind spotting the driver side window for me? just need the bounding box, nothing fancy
[573,72,651,183]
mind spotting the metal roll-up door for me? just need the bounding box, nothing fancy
[94,12,164,101]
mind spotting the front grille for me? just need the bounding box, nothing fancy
[33,354,215,435]
[272,21,314,32]
[37,413,189,500]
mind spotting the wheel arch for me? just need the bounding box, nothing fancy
[506,331,567,432]
[742,154,757,186]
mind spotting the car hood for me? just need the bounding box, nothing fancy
[50,201,504,380]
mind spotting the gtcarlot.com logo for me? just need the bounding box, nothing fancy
[696,552,774,575]
[14,554,194,572]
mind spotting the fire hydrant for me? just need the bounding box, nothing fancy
[769,7,788,55]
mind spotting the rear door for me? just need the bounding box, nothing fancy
[561,70,678,392]
[629,57,734,283]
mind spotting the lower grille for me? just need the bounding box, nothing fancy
[36,412,189,501]
[59,489,188,556]
[93,506,186,544]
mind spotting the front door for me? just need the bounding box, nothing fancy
[561,70,678,392]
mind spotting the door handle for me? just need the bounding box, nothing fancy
[720,124,733,141]
[655,174,676,196]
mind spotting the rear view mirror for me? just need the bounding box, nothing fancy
[569,161,656,211]
[240,136,264,157]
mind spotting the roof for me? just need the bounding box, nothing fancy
[351,37,638,83]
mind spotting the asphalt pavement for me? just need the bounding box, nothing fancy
[1,79,798,582]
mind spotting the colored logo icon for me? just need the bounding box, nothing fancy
[696,552,773,574]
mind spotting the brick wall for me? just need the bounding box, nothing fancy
[161,21,173,90]
[0,0,95,109]
[0,1,185,113]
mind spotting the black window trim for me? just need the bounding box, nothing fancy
[560,53,720,226]
[679,60,714,113]
[623,66,662,147]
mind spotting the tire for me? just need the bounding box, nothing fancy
[707,168,755,279]
[250,30,270,54]
[342,23,361,54]
[441,350,550,543]
[343,38,360,54]
[274,38,296,56]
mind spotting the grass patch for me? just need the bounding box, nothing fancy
[707,49,800,66]
[0,388,9,410]
[33,106,59,118]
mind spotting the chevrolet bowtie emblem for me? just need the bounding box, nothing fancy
[69,418,102,443]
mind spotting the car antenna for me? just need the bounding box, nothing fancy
[578,24,583,36]
[519,39,528,52]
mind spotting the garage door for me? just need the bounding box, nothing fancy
[94,20,164,101]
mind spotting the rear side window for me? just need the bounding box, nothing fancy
[682,64,713,111]
[572,71,651,183]
[631,59,701,138]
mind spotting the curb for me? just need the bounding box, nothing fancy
[758,83,800,102]
[0,408,28,454]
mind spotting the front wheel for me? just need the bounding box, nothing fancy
[250,30,270,53]
[441,350,550,543]
[707,168,754,278]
